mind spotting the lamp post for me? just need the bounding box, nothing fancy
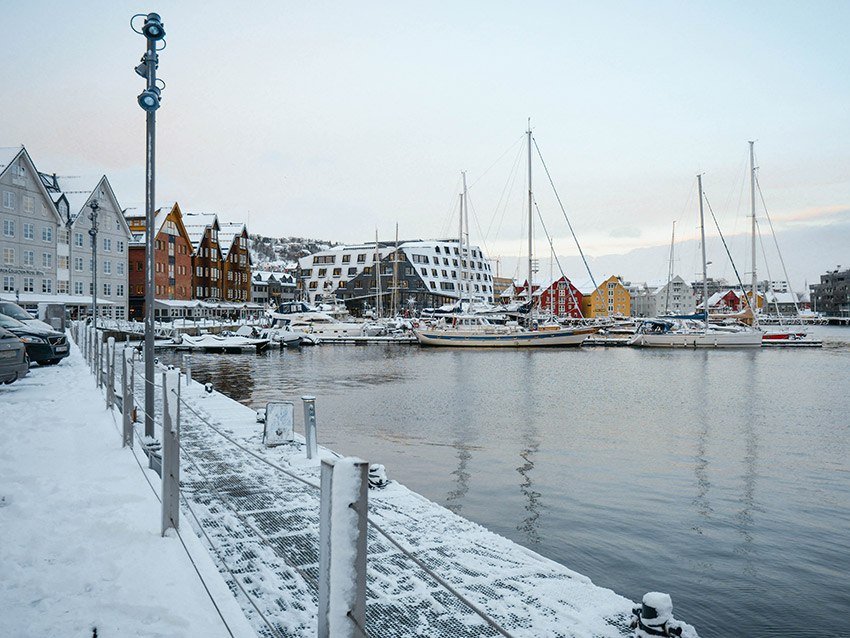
[133,12,165,439]
[88,199,99,333]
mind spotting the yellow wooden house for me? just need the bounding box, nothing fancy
[578,275,631,318]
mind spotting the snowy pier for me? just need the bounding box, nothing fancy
[3,326,700,637]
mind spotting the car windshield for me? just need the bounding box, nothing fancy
[0,302,33,322]
[0,313,26,329]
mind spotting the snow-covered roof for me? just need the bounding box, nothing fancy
[0,146,23,176]
[218,221,246,259]
[765,291,798,305]
[182,212,219,252]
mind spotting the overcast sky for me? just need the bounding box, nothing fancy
[3,1,848,285]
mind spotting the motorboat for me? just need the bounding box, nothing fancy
[174,333,270,353]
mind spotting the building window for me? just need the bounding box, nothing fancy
[42,253,52,268]
[117,284,124,297]
[117,240,124,253]
[23,196,34,214]
[357,253,366,263]
[42,279,52,293]
[104,261,112,275]
[117,262,124,275]
[58,280,69,294]
[103,237,111,251]
[3,219,14,236]
[75,281,84,295]
[3,248,14,265]
[23,277,34,292]
[2,191,15,209]
[2,276,14,292]
[23,250,34,266]
[42,226,52,242]
[23,223,34,239]
[74,257,83,271]
[103,283,111,296]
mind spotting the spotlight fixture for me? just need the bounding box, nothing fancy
[142,13,165,40]
[137,86,161,111]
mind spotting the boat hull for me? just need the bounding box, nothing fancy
[413,327,597,347]
[630,332,763,348]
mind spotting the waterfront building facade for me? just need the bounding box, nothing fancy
[51,175,131,319]
[126,204,194,320]
[298,239,495,310]
[1,147,63,304]
[810,268,850,317]
[629,276,696,318]
[219,222,251,302]
[576,275,631,318]
[532,276,585,318]
[183,212,223,300]
[252,270,297,306]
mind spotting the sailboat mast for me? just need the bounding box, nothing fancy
[698,174,708,332]
[527,123,533,309]
[461,171,469,307]
[374,229,382,318]
[392,222,399,316]
[749,140,758,323]
[665,221,676,315]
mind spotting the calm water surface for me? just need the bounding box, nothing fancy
[160,325,850,638]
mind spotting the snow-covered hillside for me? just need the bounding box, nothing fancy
[249,234,336,271]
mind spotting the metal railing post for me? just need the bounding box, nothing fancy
[318,457,368,638]
[161,369,180,535]
[122,348,134,448]
[96,333,103,387]
[185,357,191,386]
[106,337,116,409]
[302,396,318,459]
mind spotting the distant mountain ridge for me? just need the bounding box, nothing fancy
[248,234,336,272]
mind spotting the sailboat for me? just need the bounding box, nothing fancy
[413,125,600,347]
[630,173,763,348]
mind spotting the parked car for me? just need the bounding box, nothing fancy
[0,313,69,365]
[0,326,29,384]
[0,300,55,332]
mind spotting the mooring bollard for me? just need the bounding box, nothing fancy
[318,457,368,638]
[122,348,134,448]
[161,370,180,536]
[302,396,318,459]
[106,337,116,409]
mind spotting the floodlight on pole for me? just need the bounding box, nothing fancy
[132,11,166,441]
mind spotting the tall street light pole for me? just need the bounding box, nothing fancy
[133,12,165,439]
[89,199,99,333]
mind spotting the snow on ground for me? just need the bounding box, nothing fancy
[0,347,255,638]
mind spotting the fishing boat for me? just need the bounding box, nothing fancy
[414,124,600,348]
[630,174,762,348]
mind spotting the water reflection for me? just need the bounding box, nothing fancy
[516,432,542,545]
[516,351,542,545]
[736,350,760,578]
[692,352,713,534]
[445,443,472,515]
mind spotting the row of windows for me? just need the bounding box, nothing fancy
[3,219,54,242]
[1,275,126,298]
[411,254,488,270]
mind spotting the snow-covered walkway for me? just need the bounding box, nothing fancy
[130,347,638,637]
[0,346,255,638]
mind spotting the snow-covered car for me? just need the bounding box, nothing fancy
[0,314,69,366]
[0,326,29,384]
[0,300,55,332]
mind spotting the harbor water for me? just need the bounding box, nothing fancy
[158,325,850,638]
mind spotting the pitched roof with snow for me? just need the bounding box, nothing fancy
[218,221,246,259]
[182,212,219,253]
